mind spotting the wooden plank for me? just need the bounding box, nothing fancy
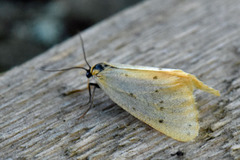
[1,0,240,159]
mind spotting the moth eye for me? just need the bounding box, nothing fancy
[86,71,92,78]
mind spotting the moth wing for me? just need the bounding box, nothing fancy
[94,63,219,142]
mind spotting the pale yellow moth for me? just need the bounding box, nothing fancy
[44,35,220,142]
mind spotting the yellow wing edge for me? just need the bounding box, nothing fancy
[189,74,220,96]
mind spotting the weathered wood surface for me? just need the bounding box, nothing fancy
[1,0,240,159]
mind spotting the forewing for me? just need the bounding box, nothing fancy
[95,67,199,142]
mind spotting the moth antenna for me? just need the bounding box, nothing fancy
[79,34,91,69]
[40,34,91,72]
[40,66,88,72]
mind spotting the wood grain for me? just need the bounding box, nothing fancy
[1,0,240,159]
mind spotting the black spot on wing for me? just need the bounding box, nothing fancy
[158,119,164,123]
[159,107,164,111]
[129,93,136,99]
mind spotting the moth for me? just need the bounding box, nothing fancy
[43,35,220,142]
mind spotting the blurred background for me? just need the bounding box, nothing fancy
[0,0,143,73]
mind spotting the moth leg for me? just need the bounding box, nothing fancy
[63,89,85,96]
[81,82,99,106]
[79,84,98,119]
[63,81,99,106]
